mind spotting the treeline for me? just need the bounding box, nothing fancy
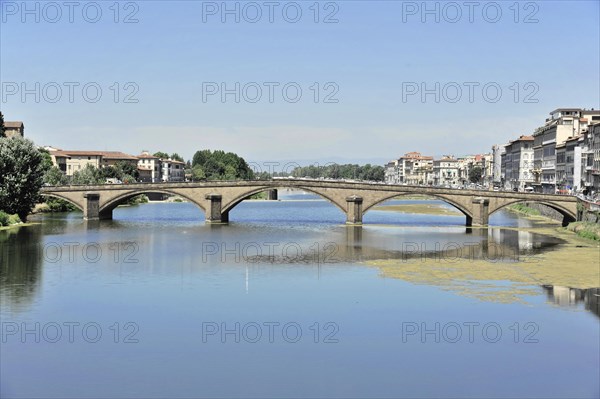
[191,150,254,181]
[276,164,385,181]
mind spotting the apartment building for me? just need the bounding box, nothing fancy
[48,148,138,176]
[137,151,163,183]
[492,144,507,186]
[137,151,186,182]
[384,152,433,185]
[502,136,534,191]
[581,123,600,194]
[433,157,460,186]
[482,153,494,187]
[532,108,600,193]
[161,159,185,182]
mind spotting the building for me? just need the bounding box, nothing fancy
[47,148,138,177]
[137,151,163,183]
[384,152,434,185]
[161,159,185,182]
[433,157,459,186]
[502,136,534,191]
[4,121,24,138]
[384,160,399,184]
[532,108,600,193]
[492,144,507,186]
[582,123,600,194]
[481,153,494,188]
[137,151,186,183]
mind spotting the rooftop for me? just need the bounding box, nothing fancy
[4,121,24,128]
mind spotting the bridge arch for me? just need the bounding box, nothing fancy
[221,185,347,215]
[362,192,474,222]
[99,189,206,218]
[488,199,576,226]
[40,193,85,212]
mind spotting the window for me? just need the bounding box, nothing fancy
[88,157,91,160]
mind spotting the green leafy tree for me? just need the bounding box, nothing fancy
[42,167,75,212]
[114,161,139,180]
[170,153,184,162]
[0,137,45,221]
[469,166,483,184]
[71,164,104,185]
[153,151,169,159]
[191,165,206,181]
[44,166,68,185]
[0,111,5,138]
[100,166,120,179]
[191,149,254,180]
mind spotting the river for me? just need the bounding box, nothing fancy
[1,193,599,398]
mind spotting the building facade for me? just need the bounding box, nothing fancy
[384,152,433,185]
[433,157,459,186]
[4,121,24,138]
[532,108,600,193]
[502,136,534,191]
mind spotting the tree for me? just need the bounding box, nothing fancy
[0,137,45,221]
[42,166,75,212]
[44,166,68,186]
[153,151,169,159]
[171,153,184,162]
[191,165,206,181]
[71,164,104,185]
[115,161,139,180]
[469,166,483,184]
[191,149,254,180]
[38,148,54,171]
[0,111,5,138]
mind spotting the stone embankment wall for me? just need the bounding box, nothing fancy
[577,200,600,224]
[521,202,564,222]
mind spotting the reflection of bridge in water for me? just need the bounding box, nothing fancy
[2,223,597,317]
[40,179,579,226]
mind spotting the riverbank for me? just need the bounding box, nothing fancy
[566,222,600,241]
[367,225,600,304]
[0,212,25,230]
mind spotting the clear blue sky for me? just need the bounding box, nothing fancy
[1,0,599,165]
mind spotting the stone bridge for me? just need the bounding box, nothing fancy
[39,179,578,227]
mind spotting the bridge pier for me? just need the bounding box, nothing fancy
[83,193,100,220]
[205,194,229,224]
[471,197,490,227]
[346,195,363,225]
[83,193,113,220]
[267,189,278,200]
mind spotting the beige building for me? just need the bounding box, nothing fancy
[502,136,534,191]
[433,157,459,187]
[48,148,138,177]
[137,151,163,183]
[4,121,24,138]
[532,108,600,193]
[384,152,433,185]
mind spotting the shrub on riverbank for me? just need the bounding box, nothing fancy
[127,195,149,205]
[566,222,600,241]
[0,211,22,227]
[508,203,541,216]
